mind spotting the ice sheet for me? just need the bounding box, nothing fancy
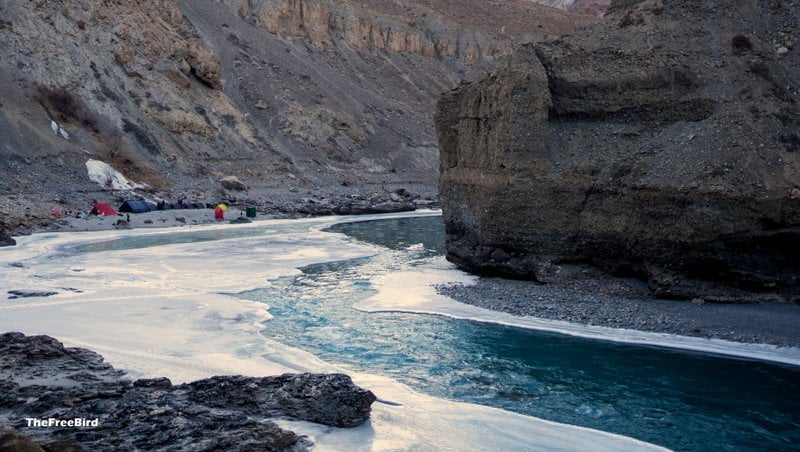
[356,258,800,367]
[0,213,665,451]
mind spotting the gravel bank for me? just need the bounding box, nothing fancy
[49,207,252,232]
[1,185,436,238]
[437,266,800,348]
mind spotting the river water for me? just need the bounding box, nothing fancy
[233,216,800,451]
[44,214,800,450]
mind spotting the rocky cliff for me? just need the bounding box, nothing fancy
[0,0,588,235]
[0,332,375,450]
[437,0,800,303]
[241,0,577,62]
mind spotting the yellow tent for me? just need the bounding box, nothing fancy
[216,203,228,211]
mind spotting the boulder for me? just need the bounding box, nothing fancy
[0,222,15,247]
[186,39,222,89]
[220,176,246,191]
[276,373,377,428]
[436,0,800,302]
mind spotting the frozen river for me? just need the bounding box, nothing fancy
[2,211,798,450]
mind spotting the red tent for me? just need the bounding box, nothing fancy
[91,203,117,216]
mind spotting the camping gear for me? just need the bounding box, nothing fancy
[216,203,228,211]
[214,206,225,220]
[91,203,117,216]
[246,206,257,218]
[119,199,152,214]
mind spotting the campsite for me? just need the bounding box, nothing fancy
[47,198,254,232]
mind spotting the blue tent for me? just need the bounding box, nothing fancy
[118,199,152,214]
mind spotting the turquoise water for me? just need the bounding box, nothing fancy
[237,217,800,451]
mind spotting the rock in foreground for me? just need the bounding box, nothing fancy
[0,332,376,451]
[436,0,800,303]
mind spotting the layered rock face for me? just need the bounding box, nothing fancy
[0,332,376,450]
[437,0,800,302]
[241,0,577,62]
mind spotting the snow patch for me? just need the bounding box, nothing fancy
[50,120,70,140]
[86,159,147,191]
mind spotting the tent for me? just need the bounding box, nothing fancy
[91,203,117,216]
[119,199,152,214]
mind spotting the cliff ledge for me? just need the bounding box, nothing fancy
[436,0,800,303]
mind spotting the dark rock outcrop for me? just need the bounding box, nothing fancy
[6,291,59,299]
[0,427,45,452]
[436,0,800,303]
[0,332,376,451]
[0,223,15,247]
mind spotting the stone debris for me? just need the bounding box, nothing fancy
[0,332,376,451]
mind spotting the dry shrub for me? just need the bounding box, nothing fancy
[35,84,100,133]
[92,132,169,192]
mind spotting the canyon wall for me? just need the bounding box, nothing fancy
[437,0,800,302]
[239,0,578,63]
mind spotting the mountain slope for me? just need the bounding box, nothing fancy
[0,0,587,234]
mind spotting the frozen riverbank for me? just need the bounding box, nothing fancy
[0,212,665,451]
